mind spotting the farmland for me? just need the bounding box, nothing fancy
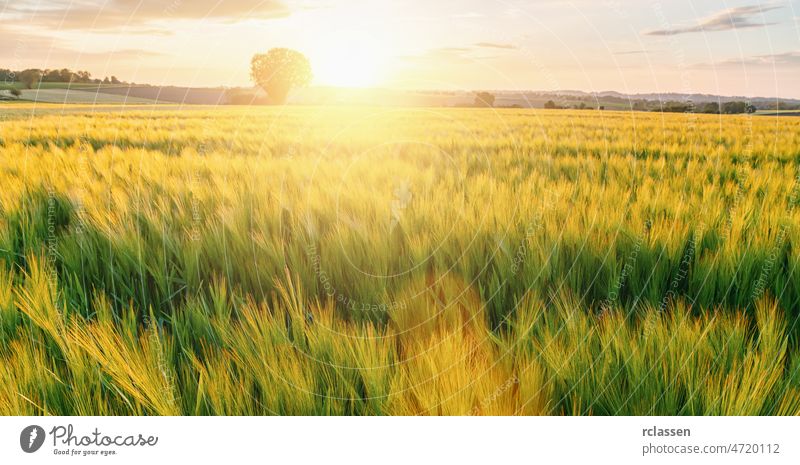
[1,104,799,415]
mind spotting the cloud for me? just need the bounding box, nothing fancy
[452,12,484,19]
[645,4,782,36]
[473,42,517,50]
[694,51,800,68]
[0,27,162,69]
[2,0,291,31]
[746,51,800,66]
[85,48,165,59]
[437,47,472,53]
[614,49,651,55]
[399,48,468,63]
[400,46,500,65]
[401,41,519,64]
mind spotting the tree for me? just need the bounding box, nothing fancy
[250,48,312,104]
[43,69,61,82]
[59,68,74,82]
[19,69,41,89]
[473,91,495,108]
[722,101,746,114]
[659,101,692,113]
[702,102,720,114]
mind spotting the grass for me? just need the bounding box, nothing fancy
[0,105,799,415]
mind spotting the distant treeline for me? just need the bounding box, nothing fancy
[654,101,756,114]
[0,68,126,88]
[543,93,799,112]
[544,100,602,110]
[544,98,766,114]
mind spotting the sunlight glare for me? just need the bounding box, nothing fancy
[313,31,388,88]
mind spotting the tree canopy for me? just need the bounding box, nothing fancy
[250,48,312,105]
[474,92,495,108]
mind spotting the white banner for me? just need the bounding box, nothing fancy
[1,416,797,464]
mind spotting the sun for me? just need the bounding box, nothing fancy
[312,32,388,88]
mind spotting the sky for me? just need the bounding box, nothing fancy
[1,0,799,98]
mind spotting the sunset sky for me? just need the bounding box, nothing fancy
[1,0,799,97]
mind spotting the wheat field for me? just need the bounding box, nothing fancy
[1,104,800,415]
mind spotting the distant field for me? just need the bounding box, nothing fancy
[85,85,229,104]
[1,84,227,105]
[1,106,800,415]
[0,103,194,121]
[756,110,800,117]
[15,88,158,104]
